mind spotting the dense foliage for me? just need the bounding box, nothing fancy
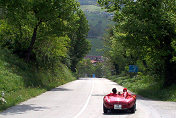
[88,38,104,56]
[77,59,104,78]
[0,0,90,72]
[98,0,176,86]
[68,10,91,72]
[0,0,91,110]
[110,75,176,101]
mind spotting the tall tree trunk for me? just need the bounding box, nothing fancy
[71,60,77,73]
[26,20,42,62]
[164,55,176,87]
[114,63,119,75]
[162,35,176,86]
[142,60,148,68]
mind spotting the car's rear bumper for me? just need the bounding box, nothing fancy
[104,102,133,110]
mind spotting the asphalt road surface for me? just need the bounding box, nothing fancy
[0,78,176,118]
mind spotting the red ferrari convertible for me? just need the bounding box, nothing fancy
[103,88,136,113]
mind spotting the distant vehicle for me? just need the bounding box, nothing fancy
[103,89,136,114]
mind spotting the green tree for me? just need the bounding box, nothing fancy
[68,10,91,72]
[0,0,91,75]
[77,59,94,77]
[98,0,176,85]
[77,59,104,78]
[0,0,79,62]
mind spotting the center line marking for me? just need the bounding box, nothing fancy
[74,78,94,118]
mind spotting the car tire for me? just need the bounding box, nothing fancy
[130,103,136,113]
[103,105,108,114]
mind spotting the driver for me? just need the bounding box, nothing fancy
[112,88,117,94]
[107,88,117,96]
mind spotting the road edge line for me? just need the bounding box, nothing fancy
[73,78,94,118]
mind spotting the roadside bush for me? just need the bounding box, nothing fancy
[0,48,75,111]
[110,74,176,101]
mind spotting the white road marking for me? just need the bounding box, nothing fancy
[73,78,94,118]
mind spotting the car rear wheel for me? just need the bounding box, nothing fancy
[103,105,108,113]
[130,103,136,113]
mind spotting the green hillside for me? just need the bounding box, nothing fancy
[80,5,104,12]
[0,48,75,111]
[88,38,104,55]
[78,0,97,5]
[80,4,114,56]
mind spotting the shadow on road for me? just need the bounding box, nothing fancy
[50,87,73,91]
[1,104,48,115]
[103,110,133,116]
[91,94,105,97]
[78,78,92,80]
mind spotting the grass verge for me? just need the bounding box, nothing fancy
[109,74,176,102]
[0,49,76,111]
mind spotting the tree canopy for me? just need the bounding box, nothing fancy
[0,0,90,72]
[98,0,176,86]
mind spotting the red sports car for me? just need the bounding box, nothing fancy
[103,88,136,113]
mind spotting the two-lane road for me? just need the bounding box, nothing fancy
[0,78,176,118]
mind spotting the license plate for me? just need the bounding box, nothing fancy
[114,104,122,109]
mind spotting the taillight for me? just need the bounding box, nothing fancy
[104,97,110,103]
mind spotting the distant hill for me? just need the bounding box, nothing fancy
[80,5,113,38]
[79,0,97,5]
[79,0,114,56]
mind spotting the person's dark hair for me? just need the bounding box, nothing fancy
[112,88,117,94]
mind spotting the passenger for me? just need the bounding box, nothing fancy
[123,88,127,92]
[123,88,131,98]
